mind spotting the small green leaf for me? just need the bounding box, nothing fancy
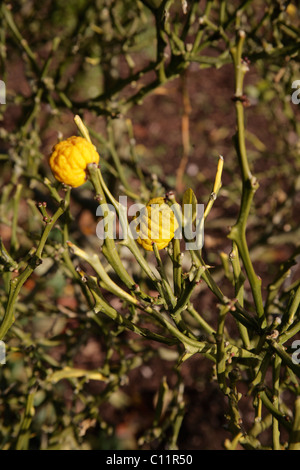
[182,188,197,227]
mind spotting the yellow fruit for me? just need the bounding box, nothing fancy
[49,136,100,187]
[286,4,297,18]
[136,197,178,251]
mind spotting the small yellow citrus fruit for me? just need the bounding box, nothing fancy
[49,136,100,187]
[136,197,178,251]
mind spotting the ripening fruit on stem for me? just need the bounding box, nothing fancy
[136,197,178,251]
[49,136,100,187]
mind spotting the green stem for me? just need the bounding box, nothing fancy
[172,266,206,320]
[186,304,216,337]
[249,352,271,394]
[228,30,265,327]
[279,321,300,345]
[20,37,60,137]
[259,390,292,431]
[107,121,135,194]
[248,413,272,440]
[122,237,158,284]
[0,201,67,340]
[91,159,159,286]
[87,276,176,346]
[191,0,213,53]
[191,250,260,332]
[280,285,300,334]
[1,4,38,69]
[88,268,254,361]
[61,200,95,310]
[268,339,300,378]
[10,183,22,255]
[15,378,37,450]
[230,242,250,348]
[90,164,161,302]
[87,163,135,290]
[216,304,231,394]
[289,397,300,450]
[172,238,182,297]
[153,242,177,309]
[272,354,281,450]
[67,241,139,307]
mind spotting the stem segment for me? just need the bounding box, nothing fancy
[228,30,266,327]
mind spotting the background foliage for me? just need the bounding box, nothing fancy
[0,0,300,450]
